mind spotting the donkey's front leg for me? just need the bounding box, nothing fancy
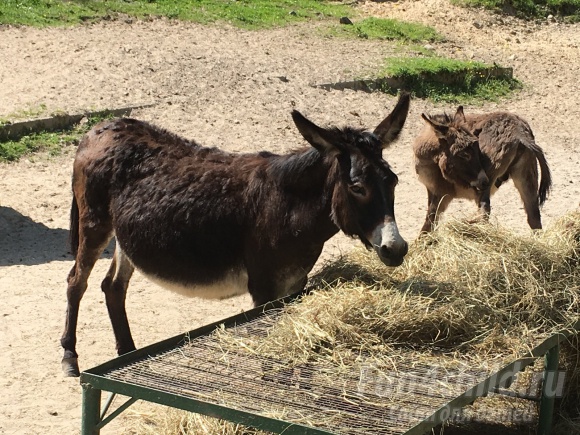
[246,253,317,307]
[248,272,307,307]
[421,190,452,233]
[475,189,492,222]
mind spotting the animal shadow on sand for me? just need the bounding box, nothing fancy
[0,206,113,266]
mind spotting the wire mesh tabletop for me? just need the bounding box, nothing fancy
[99,307,497,435]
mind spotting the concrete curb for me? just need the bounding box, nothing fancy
[0,103,156,142]
[315,66,514,93]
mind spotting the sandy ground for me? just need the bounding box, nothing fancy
[0,0,579,433]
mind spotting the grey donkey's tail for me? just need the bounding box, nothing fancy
[530,141,552,206]
[69,194,79,258]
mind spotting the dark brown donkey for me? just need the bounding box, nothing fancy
[61,93,411,376]
[413,106,551,233]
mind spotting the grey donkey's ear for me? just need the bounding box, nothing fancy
[291,110,342,156]
[373,92,411,148]
[421,113,449,139]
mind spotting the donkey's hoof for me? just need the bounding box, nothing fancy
[62,357,80,377]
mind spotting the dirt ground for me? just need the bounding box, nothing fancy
[0,0,578,433]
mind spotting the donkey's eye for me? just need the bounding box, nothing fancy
[459,151,472,161]
[349,183,367,196]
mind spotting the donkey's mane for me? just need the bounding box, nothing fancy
[334,126,383,155]
[266,126,385,186]
[265,147,329,190]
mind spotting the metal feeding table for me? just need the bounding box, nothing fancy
[80,297,573,435]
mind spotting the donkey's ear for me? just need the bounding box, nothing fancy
[291,110,341,156]
[453,106,466,123]
[373,91,410,148]
[421,113,449,139]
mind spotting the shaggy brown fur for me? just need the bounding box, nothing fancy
[60,93,411,376]
[413,106,551,232]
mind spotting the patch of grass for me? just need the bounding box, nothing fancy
[2,104,49,122]
[452,0,580,22]
[378,56,522,104]
[382,56,490,76]
[328,17,444,42]
[0,131,76,162]
[180,0,353,29]
[0,0,353,29]
[402,44,439,57]
[0,115,108,162]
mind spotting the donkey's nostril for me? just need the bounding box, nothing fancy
[379,245,390,259]
[379,241,408,264]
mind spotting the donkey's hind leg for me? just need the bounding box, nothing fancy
[61,227,113,377]
[511,158,542,229]
[101,246,136,356]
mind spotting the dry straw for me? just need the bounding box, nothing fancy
[125,211,580,434]
[221,211,580,368]
[125,405,271,435]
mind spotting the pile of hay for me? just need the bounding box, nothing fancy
[125,405,270,435]
[220,211,580,368]
[125,211,580,434]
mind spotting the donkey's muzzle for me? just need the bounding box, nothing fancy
[470,170,490,192]
[370,220,408,267]
[377,240,408,267]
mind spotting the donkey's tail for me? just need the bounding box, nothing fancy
[532,142,552,206]
[69,194,80,258]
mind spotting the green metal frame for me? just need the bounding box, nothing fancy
[407,332,569,435]
[538,343,561,435]
[80,298,579,435]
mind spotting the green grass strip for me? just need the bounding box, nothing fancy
[379,57,522,104]
[452,0,580,22]
[329,17,444,42]
[0,114,110,162]
[0,0,353,29]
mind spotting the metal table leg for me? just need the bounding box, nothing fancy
[537,343,560,435]
[81,382,102,435]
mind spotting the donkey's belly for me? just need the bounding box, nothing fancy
[142,269,249,300]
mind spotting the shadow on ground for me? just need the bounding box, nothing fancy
[0,206,113,266]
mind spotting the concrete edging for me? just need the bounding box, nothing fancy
[315,66,514,93]
[0,103,156,142]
